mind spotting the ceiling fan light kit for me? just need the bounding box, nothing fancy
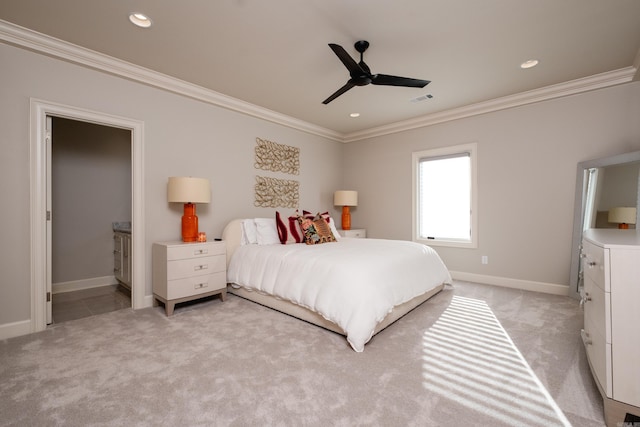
[323,40,430,104]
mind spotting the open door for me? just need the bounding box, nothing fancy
[30,99,145,334]
[46,115,53,324]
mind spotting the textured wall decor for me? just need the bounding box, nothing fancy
[254,137,300,175]
[254,176,299,208]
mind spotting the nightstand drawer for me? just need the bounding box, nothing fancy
[165,271,226,300]
[167,255,225,280]
[167,242,225,261]
[338,228,366,238]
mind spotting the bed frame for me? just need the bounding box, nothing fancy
[222,219,444,337]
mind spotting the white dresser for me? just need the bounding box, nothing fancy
[152,240,227,316]
[581,229,640,426]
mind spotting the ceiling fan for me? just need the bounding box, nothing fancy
[322,40,430,104]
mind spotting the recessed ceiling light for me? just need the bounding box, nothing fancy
[520,59,539,69]
[129,13,152,28]
[350,113,360,118]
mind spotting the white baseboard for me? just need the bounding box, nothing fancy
[0,319,32,340]
[450,271,570,296]
[143,294,155,308]
[52,276,119,294]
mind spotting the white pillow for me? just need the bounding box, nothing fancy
[241,219,258,245]
[329,217,341,241]
[254,218,280,245]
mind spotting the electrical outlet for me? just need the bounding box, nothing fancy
[481,256,489,265]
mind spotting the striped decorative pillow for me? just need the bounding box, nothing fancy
[276,211,303,244]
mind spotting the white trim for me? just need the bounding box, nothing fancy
[0,320,32,340]
[0,20,343,143]
[30,99,148,335]
[450,271,570,296]
[342,67,637,142]
[1,20,637,144]
[412,142,478,249]
[52,276,119,294]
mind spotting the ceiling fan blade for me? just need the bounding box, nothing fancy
[328,44,363,76]
[371,74,430,88]
[322,81,356,104]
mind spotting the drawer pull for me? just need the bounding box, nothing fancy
[588,261,597,267]
[579,288,591,308]
[580,329,592,346]
[194,282,208,289]
[194,249,209,255]
[194,264,208,271]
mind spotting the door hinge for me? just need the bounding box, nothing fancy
[46,211,51,221]
[46,292,51,302]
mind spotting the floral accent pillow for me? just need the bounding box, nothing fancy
[297,213,337,245]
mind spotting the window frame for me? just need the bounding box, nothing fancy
[412,142,478,248]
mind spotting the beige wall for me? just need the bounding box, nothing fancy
[343,81,640,287]
[2,37,640,333]
[0,42,343,327]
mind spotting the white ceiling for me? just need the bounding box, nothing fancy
[1,0,640,137]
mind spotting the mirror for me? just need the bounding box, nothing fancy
[568,150,640,299]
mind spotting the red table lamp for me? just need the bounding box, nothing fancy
[168,177,211,242]
[334,190,358,230]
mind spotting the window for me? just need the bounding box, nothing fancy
[412,143,477,248]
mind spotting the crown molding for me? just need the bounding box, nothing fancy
[0,20,344,142]
[343,66,637,142]
[2,19,637,144]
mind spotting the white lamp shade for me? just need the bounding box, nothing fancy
[167,177,211,203]
[334,190,358,206]
[608,207,637,225]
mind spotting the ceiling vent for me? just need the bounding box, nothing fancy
[410,94,433,103]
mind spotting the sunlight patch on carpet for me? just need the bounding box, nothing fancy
[422,295,571,426]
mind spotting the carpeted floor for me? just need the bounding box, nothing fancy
[0,281,605,426]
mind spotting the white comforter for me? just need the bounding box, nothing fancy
[227,238,451,352]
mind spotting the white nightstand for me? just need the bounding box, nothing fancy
[152,240,227,316]
[337,228,367,238]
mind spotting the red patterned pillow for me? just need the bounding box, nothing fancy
[276,211,303,244]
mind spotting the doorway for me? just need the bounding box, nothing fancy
[30,99,146,333]
[50,117,132,323]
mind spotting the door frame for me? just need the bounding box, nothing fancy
[30,98,146,332]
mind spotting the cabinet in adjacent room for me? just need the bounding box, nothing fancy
[113,231,131,288]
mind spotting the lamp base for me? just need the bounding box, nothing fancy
[341,206,351,230]
[618,223,629,229]
[182,203,199,242]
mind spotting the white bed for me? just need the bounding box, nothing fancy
[222,219,451,351]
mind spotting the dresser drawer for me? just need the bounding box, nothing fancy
[582,315,612,398]
[167,255,225,280]
[582,239,607,292]
[582,275,611,343]
[167,242,225,261]
[165,271,226,300]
